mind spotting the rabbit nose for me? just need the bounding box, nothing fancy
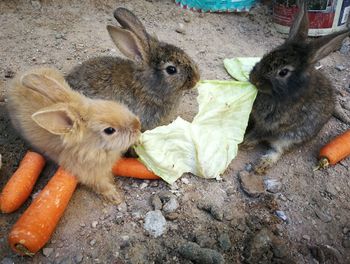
[133,118,141,131]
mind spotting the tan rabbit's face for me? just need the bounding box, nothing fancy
[83,100,141,152]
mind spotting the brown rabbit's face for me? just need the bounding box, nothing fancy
[249,43,310,97]
[146,42,200,94]
[82,100,141,152]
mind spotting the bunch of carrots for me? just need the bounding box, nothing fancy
[0,152,159,256]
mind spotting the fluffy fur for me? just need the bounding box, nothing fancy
[243,0,350,174]
[66,7,200,131]
[7,67,141,203]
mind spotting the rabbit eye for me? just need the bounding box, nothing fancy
[103,127,116,135]
[166,66,177,75]
[278,68,289,77]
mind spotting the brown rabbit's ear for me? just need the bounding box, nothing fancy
[113,7,150,49]
[107,25,147,63]
[21,73,70,103]
[32,104,76,135]
[287,0,309,42]
[308,29,350,64]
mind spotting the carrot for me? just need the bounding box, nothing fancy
[317,129,350,169]
[0,151,46,213]
[8,167,78,256]
[112,158,160,180]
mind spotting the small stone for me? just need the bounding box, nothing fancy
[314,209,332,223]
[342,237,350,248]
[1,258,14,264]
[302,235,310,241]
[181,177,190,184]
[140,182,148,189]
[150,181,159,187]
[218,233,232,251]
[151,194,162,210]
[245,163,253,172]
[342,227,349,234]
[239,171,265,197]
[42,247,54,257]
[162,197,179,213]
[183,16,191,23]
[264,178,282,193]
[226,187,235,196]
[91,221,98,228]
[120,235,130,249]
[179,241,224,264]
[271,239,288,258]
[175,23,186,34]
[164,212,179,220]
[335,65,346,71]
[4,69,15,78]
[275,211,288,222]
[90,239,96,246]
[117,202,127,212]
[74,252,84,263]
[195,234,216,248]
[80,223,86,227]
[223,210,235,221]
[144,210,167,237]
[197,201,224,221]
[31,0,41,9]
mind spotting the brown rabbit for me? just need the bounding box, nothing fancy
[6,67,141,203]
[66,7,200,132]
[242,0,350,174]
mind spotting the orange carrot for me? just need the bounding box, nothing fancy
[317,129,350,169]
[113,158,160,180]
[8,167,78,256]
[0,151,46,213]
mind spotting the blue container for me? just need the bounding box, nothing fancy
[175,0,257,12]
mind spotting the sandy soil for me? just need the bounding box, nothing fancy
[0,0,349,263]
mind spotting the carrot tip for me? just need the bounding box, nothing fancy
[15,244,35,257]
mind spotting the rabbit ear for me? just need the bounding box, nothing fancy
[107,25,147,63]
[287,0,309,42]
[113,7,150,49]
[21,73,70,103]
[32,104,76,135]
[308,29,350,64]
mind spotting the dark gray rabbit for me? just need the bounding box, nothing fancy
[66,7,200,131]
[242,0,350,174]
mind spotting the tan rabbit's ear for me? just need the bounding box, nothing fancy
[21,73,70,103]
[287,0,309,42]
[32,104,76,135]
[113,7,150,49]
[308,29,350,64]
[107,25,147,63]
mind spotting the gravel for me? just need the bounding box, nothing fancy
[144,210,167,238]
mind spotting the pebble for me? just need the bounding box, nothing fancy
[80,223,86,227]
[1,258,14,264]
[264,178,282,193]
[179,241,224,264]
[117,202,127,212]
[30,0,41,9]
[120,235,131,249]
[162,196,179,213]
[175,23,186,34]
[183,16,191,23]
[74,252,84,263]
[245,163,253,172]
[144,210,167,237]
[90,239,96,246]
[4,69,15,78]
[239,171,265,197]
[218,233,231,251]
[164,212,179,220]
[302,235,310,241]
[91,221,98,228]
[42,247,54,257]
[181,177,190,184]
[275,211,288,222]
[226,187,235,196]
[342,237,350,248]
[197,201,223,221]
[314,209,332,223]
[151,194,162,210]
[140,182,148,189]
[335,65,346,71]
[196,234,216,248]
[343,227,349,234]
[157,191,179,213]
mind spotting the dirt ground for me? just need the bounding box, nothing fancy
[1,0,350,263]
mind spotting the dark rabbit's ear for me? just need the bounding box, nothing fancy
[113,8,150,50]
[107,25,147,63]
[308,29,350,64]
[287,0,309,42]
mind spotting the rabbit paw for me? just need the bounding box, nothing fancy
[101,187,124,204]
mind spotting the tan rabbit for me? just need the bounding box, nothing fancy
[6,67,141,203]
